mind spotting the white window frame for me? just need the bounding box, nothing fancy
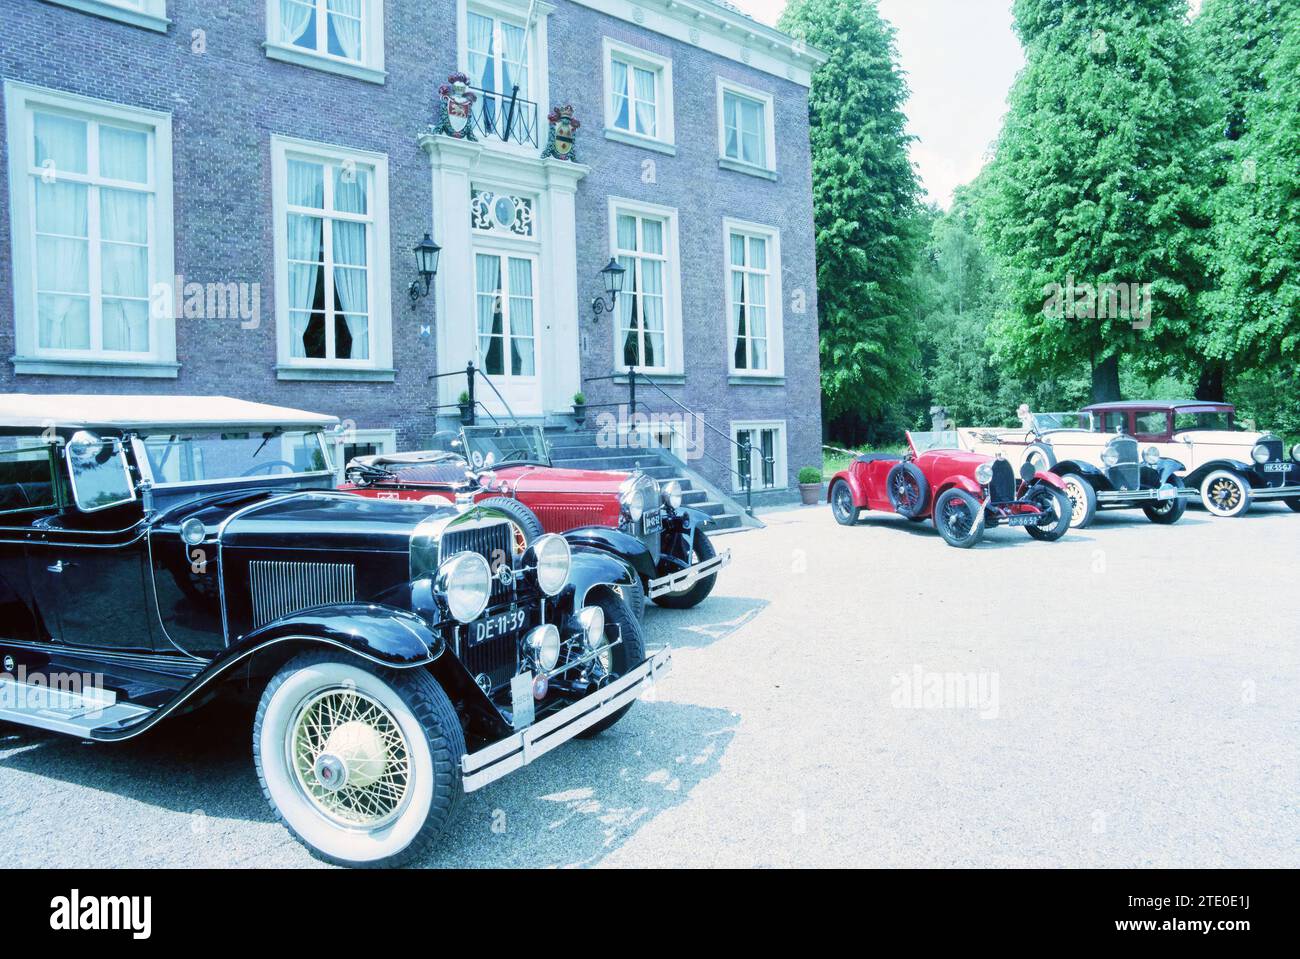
[606,196,683,376]
[456,0,553,155]
[264,0,387,84]
[270,134,393,380]
[331,427,396,480]
[601,38,675,153]
[723,217,784,377]
[731,420,788,493]
[716,77,777,176]
[4,81,177,378]
[41,0,170,32]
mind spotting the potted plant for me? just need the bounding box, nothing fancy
[798,466,823,506]
[572,392,587,427]
[457,390,474,425]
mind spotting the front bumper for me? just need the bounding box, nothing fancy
[460,646,673,792]
[1096,483,1198,505]
[1249,483,1300,501]
[646,549,731,599]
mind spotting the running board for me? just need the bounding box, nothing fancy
[0,676,153,737]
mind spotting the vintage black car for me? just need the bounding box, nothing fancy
[0,395,669,867]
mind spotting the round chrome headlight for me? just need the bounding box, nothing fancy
[1143,446,1160,467]
[531,533,571,596]
[661,480,683,510]
[1251,443,1270,464]
[436,552,492,624]
[974,463,994,486]
[1101,445,1121,467]
[179,517,207,546]
[1291,443,1300,463]
[620,475,657,523]
[577,605,605,651]
[526,623,561,672]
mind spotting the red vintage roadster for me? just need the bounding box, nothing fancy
[827,431,1073,548]
[340,424,729,615]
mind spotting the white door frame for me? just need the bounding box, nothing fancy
[473,245,541,415]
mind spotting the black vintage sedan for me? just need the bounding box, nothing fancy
[0,395,669,866]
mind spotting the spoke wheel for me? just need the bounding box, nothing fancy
[1025,486,1071,541]
[287,688,412,831]
[1200,470,1251,517]
[934,488,985,548]
[830,480,858,526]
[1060,474,1097,528]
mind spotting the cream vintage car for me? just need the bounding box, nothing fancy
[1078,401,1300,517]
[958,409,1193,528]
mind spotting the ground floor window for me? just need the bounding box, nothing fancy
[474,250,537,377]
[731,421,787,492]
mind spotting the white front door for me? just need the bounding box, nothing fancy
[473,249,541,415]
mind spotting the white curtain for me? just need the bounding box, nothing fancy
[332,220,368,360]
[615,215,638,366]
[500,22,528,97]
[99,126,148,182]
[328,0,362,61]
[468,13,494,90]
[287,159,323,358]
[476,254,503,374]
[34,180,90,350]
[100,188,149,352]
[279,0,314,46]
[507,258,533,376]
[33,112,87,174]
[633,67,656,136]
[611,61,629,130]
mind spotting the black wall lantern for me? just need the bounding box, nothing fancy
[408,233,441,304]
[590,257,626,319]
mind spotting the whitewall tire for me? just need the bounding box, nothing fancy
[1060,474,1097,528]
[1200,470,1252,517]
[253,651,464,868]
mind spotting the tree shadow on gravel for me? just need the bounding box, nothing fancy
[0,699,274,824]
[642,596,769,649]
[414,701,738,868]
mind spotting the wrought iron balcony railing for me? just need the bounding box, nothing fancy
[470,85,539,148]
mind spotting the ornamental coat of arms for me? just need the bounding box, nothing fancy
[542,105,581,161]
[434,72,478,140]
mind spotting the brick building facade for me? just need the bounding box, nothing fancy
[0,0,824,502]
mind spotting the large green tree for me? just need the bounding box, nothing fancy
[1195,0,1300,400]
[977,0,1213,403]
[780,0,922,443]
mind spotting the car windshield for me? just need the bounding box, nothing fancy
[908,431,961,455]
[460,425,552,469]
[1174,410,1237,432]
[137,429,332,485]
[1033,412,1094,432]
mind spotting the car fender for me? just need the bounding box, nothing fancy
[936,474,983,500]
[827,469,865,507]
[561,548,640,611]
[1154,457,1186,484]
[563,525,658,581]
[1031,470,1067,492]
[674,505,714,550]
[90,604,444,742]
[1185,458,1254,488]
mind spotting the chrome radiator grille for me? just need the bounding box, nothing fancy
[441,520,515,603]
[1106,438,1141,491]
[249,560,356,628]
[989,458,1016,502]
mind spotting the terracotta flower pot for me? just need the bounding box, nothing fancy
[799,482,821,506]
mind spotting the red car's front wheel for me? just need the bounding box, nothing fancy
[934,488,985,548]
[830,480,859,526]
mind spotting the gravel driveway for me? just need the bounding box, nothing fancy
[2,502,1296,868]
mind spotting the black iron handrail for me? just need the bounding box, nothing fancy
[469,85,538,147]
[583,366,774,516]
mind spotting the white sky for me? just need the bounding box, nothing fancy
[732,0,1206,208]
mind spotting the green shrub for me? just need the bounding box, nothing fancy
[797,466,823,485]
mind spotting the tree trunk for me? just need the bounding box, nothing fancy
[1194,363,1226,402]
[1090,354,1121,403]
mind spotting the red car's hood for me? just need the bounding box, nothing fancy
[493,465,628,494]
